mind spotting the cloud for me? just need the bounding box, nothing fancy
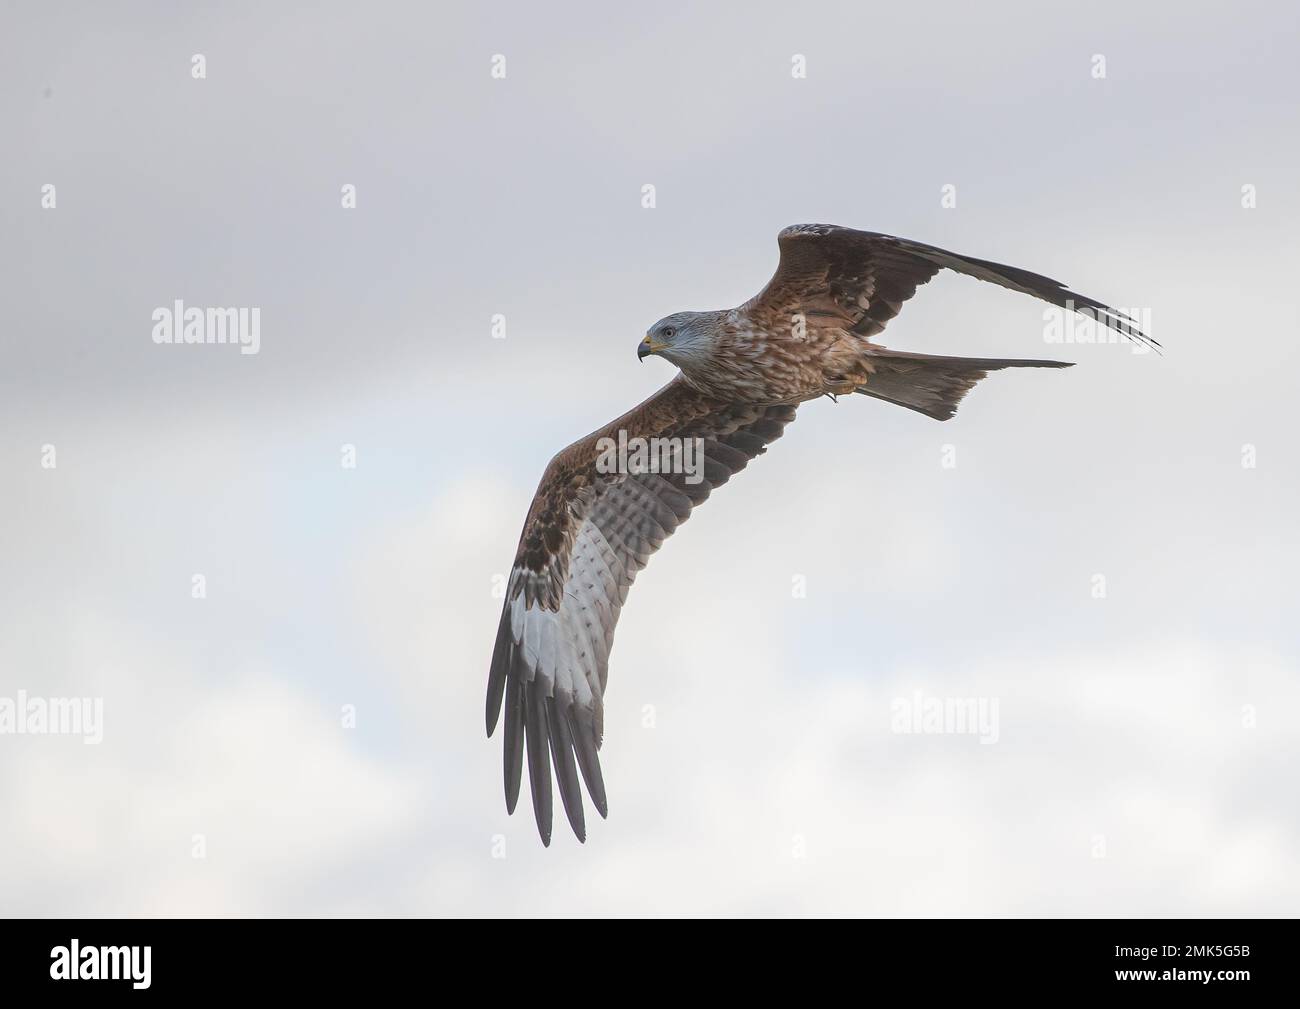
[0,647,421,915]
[3,0,1299,916]
[338,478,1300,916]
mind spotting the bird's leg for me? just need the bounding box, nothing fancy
[822,377,858,401]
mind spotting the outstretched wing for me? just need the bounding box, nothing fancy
[486,377,798,844]
[745,223,1155,349]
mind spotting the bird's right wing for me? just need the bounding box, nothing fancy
[486,377,798,844]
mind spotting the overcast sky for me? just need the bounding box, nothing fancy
[2,0,1298,916]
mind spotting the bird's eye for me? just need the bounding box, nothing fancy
[662,327,676,338]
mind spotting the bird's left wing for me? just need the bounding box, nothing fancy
[745,223,1155,350]
[486,376,798,844]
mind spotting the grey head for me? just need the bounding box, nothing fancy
[637,310,725,369]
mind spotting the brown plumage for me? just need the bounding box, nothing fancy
[486,224,1151,844]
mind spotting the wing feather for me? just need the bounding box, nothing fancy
[523,679,553,845]
[502,673,524,814]
[746,223,1155,350]
[547,696,587,841]
[486,378,797,843]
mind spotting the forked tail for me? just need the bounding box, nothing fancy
[856,348,1072,421]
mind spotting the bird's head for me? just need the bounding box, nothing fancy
[638,311,719,368]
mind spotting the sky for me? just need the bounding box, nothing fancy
[2,0,1298,916]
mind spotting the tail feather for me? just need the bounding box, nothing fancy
[856,348,1072,421]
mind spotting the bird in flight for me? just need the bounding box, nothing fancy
[486,224,1151,844]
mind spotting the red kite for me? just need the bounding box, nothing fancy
[486,224,1151,844]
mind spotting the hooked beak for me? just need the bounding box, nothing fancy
[638,337,666,361]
